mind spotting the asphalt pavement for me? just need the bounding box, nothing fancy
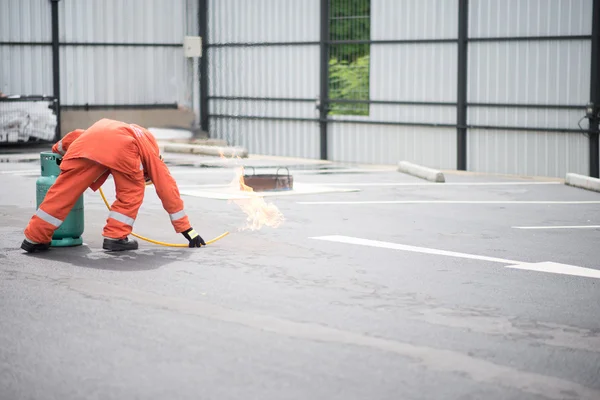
[1,155,599,400]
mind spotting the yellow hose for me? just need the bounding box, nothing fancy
[98,187,229,247]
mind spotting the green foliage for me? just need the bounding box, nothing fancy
[328,0,371,116]
[330,0,370,62]
[328,54,370,116]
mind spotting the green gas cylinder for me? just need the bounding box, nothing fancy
[36,152,84,247]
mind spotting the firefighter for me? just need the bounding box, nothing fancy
[21,118,206,252]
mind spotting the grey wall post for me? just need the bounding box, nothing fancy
[51,0,61,140]
[590,0,600,178]
[199,0,209,134]
[319,0,329,160]
[456,0,468,171]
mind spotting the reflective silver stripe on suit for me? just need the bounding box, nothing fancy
[36,209,63,227]
[169,210,186,221]
[140,162,143,170]
[108,211,135,226]
[57,140,65,155]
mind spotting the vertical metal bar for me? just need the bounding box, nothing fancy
[199,0,209,134]
[589,0,600,178]
[456,0,468,171]
[319,0,330,160]
[51,0,61,141]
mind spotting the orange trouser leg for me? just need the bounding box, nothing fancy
[24,159,108,244]
[102,169,145,239]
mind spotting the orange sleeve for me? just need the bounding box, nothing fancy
[138,140,192,233]
[52,129,85,156]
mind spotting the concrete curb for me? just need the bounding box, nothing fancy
[565,173,600,193]
[397,161,445,183]
[161,142,249,158]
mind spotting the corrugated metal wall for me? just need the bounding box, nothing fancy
[373,0,458,39]
[1,0,197,108]
[57,0,195,107]
[468,129,589,177]
[5,0,589,177]
[59,46,189,106]
[204,0,594,178]
[469,0,593,37]
[207,0,321,159]
[467,0,593,177]
[329,124,457,167]
[328,0,458,169]
[0,0,53,96]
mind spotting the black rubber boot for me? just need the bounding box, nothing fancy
[102,237,139,252]
[21,239,51,253]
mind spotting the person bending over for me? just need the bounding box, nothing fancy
[21,118,205,252]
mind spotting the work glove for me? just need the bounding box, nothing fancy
[182,227,206,248]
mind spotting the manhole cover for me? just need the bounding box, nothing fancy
[242,167,293,192]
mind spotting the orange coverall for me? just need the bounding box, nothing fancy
[24,118,191,244]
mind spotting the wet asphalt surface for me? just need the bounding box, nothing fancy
[1,156,600,400]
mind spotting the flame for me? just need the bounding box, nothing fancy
[230,166,285,231]
[218,152,285,231]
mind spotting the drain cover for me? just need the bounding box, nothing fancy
[242,167,293,192]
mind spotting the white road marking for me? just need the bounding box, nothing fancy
[310,235,600,279]
[298,200,600,205]
[178,181,562,189]
[513,225,600,230]
[169,167,393,175]
[311,235,521,264]
[180,183,358,200]
[0,169,39,175]
[306,181,562,187]
[505,262,600,279]
[178,184,233,188]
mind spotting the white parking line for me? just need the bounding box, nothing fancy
[0,169,39,175]
[513,225,600,230]
[306,182,562,187]
[298,200,600,205]
[311,235,520,264]
[310,235,600,279]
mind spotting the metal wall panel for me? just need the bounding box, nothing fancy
[468,40,591,104]
[368,105,456,124]
[328,105,455,125]
[0,46,53,95]
[206,44,320,156]
[210,118,320,159]
[206,0,321,158]
[372,0,458,40]
[468,107,585,129]
[468,129,589,177]
[53,0,195,107]
[469,0,593,37]
[210,100,318,119]
[208,0,320,43]
[58,0,186,43]
[208,46,320,98]
[370,43,457,102]
[0,0,51,42]
[0,0,52,96]
[186,0,199,35]
[59,46,188,105]
[328,123,457,168]
[466,1,593,178]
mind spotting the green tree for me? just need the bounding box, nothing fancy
[328,55,370,116]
